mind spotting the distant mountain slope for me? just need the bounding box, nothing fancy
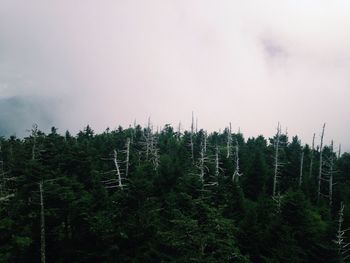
[0,96,55,136]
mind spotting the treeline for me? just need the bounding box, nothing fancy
[1,123,350,262]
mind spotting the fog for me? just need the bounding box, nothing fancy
[0,0,349,150]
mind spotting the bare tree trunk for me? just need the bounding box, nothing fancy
[130,125,134,144]
[309,133,315,178]
[338,144,342,159]
[125,138,130,177]
[274,191,283,214]
[150,130,155,155]
[145,117,152,160]
[39,181,46,263]
[337,203,345,255]
[273,123,281,197]
[334,203,350,260]
[215,146,220,178]
[226,123,232,158]
[0,145,14,202]
[113,150,123,189]
[329,141,334,207]
[232,138,242,183]
[31,124,38,160]
[317,123,326,203]
[177,122,181,141]
[152,147,160,172]
[130,119,137,144]
[199,142,205,184]
[190,112,194,163]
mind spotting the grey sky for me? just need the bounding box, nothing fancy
[0,1,349,150]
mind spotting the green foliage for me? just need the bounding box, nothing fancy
[0,124,349,262]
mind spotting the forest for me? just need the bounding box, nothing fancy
[1,120,350,263]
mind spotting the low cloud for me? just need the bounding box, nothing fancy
[0,0,349,149]
[0,96,58,136]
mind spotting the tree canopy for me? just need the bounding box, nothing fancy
[0,123,349,262]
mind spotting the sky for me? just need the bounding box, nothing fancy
[0,0,349,150]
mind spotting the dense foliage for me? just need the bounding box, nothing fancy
[1,124,350,262]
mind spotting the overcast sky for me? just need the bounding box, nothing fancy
[0,1,349,150]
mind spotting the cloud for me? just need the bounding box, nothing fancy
[0,96,58,136]
[0,0,349,149]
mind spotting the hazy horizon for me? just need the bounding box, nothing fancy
[1,1,349,151]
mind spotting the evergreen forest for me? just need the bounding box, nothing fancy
[1,122,350,263]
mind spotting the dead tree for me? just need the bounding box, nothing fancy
[140,120,160,171]
[148,131,160,172]
[215,150,219,177]
[309,133,315,178]
[232,138,242,183]
[317,123,326,203]
[190,112,195,163]
[101,150,125,190]
[129,125,134,145]
[31,124,39,160]
[323,141,336,207]
[334,203,350,261]
[215,146,220,178]
[338,144,342,159]
[195,133,215,187]
[203,143,219,188]
[0,144,6,198]
[148,130,160,172]
[150,127,155,154]
[145,117,152,160]
[226,123,232,158]
[319,140,337,206]
[140,118,159,165]
[177,122,182,141]
[125,138,130,177]
[130,119,137,144]
[273,191,284,214]
[26,124,45,162]
[152,147,160,172]
[299,149,304,187]
[39,181,46,263]
[329,169,334,207]
[36,178,62,263]
[26,129,61,263]
[273,122,283,197]
[329,141,335,207]
[0,144,15,202]
[198,142,206,184]
[113,150,124,189]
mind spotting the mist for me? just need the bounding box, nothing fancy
[0,96,58,136]
[0,0,349,150]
